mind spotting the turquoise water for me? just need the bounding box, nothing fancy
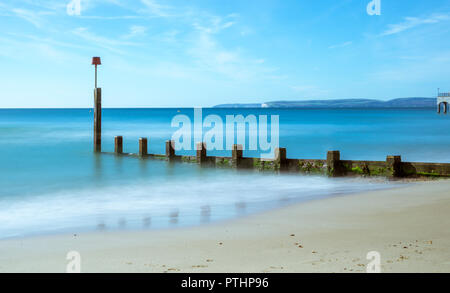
[0,108,448,238]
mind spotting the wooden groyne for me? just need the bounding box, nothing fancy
[102,136,450,178]
[90,67,450,179]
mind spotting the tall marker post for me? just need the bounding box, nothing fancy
[92,57,102,153]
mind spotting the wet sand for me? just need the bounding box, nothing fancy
[0,180,449,273]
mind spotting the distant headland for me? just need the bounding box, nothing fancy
[214,97,435,108]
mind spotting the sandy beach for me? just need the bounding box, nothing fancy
[0,180,449,273]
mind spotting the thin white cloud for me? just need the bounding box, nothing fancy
[240,27,253,36]
[178,8,281,82]
[370,51,450,82]
[0,34,85,64]
[6,32,99,52]
[381,14,450,36]
[79,15,141,20]
[187,29,278,81]
[11,8,53,28]
[140,0,173,17]
[192,14,237,35]
[328,41,352,49]
[123,25,147,39]
[22,0,65,10]
[2,0,278,84]
[72,27,141,54]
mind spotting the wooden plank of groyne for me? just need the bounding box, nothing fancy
[196,142,207,165]
[401,161,450,177]
[289,159,326,174]
[386,155,402,177]
[327,150,343,177]
[275,147,287,171]
[340,160,386,176]
[114,136,123,154]
[232,144,243,169]
[139,138,148,157]
[165,140,176,162]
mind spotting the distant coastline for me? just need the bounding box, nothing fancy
[214,97,436,108]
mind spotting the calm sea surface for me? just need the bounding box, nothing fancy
[0,108,448,238]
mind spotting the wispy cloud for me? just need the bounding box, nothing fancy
[140,0,173,18]
[380,14,450,36]
[20,0,65,11]
[185,13,276,81]
[79,15,141,20]
[328,41,352,49]
[123,25,147,39]
[370,51,450,83]
[7,33,84,49]
[240,26,253,36]
[11,8,53,28]
[72,27,140,54]
[1,0,281,102]
[191,13,238,35]
[155,30,180,43]
[0,34,85,64]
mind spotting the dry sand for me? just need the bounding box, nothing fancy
[0,180,449,273]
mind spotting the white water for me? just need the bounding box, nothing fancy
[0,168,401,239]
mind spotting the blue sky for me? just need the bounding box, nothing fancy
[1,0,450,108]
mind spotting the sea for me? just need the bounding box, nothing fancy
[0,108,448,239]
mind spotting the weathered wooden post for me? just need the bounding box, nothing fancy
[275,147,288,171]
[115,136,123,154]
[92,57,102,153]
[196,142,207,165]
[327,150,343,177]
[139,138,148,157]
[93,88,102,152]
[165,140,176,161]
[232,144,243,168]
[386,155,402,177]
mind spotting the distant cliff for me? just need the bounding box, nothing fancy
[214,98,436,108]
